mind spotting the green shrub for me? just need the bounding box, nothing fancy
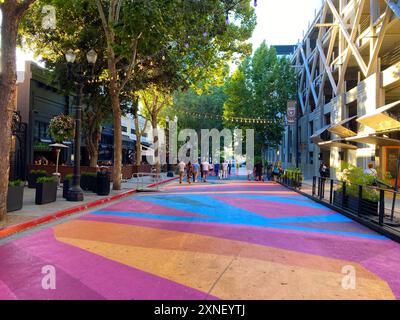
[337,162,379,202]
[36,176,57,184]
[65,174,73,181]
[284,167,304,181]
[81,172,97,177]
[9,180,24,187]
[30,169,47,175]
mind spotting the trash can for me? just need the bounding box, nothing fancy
[96,171,110,196]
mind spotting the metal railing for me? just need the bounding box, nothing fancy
[131,172,168,192]
[278,172,303,190]
[311,177,400,228]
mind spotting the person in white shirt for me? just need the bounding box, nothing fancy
[178,161,186,184]
[201,160,210,183]
[364,163,378,177]
[222,160,229,179]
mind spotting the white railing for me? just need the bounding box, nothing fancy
[131,172,168,191]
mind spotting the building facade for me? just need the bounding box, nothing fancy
[280,0,400,184]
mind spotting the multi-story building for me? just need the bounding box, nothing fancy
[280,0,400,185]
[16,61,152,173]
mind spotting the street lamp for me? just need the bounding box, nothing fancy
[165,116,178,177]
[65,48,98,202]
[165,116,173,177]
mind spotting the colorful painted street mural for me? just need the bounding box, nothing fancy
[1,177,400,300]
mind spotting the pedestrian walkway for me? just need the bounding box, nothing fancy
[1,175,167,230]
[1,176,400,299]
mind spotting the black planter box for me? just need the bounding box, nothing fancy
[333,191,348,208]
[27,172,47,189]
[347,194,379,216]
[35,181,58,205]
[81,175,97,192]
[63,179,71,199]
[96,172,110,196]
[7,185,24,212]
[333,191,378,216]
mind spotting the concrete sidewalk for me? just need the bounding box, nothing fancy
[1,174,172,229]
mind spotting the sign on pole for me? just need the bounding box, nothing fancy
[287,101,297,125]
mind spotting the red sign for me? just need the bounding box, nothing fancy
[287,101,297,124]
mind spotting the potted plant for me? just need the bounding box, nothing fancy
[7,180,24,212]
[81,172,97,192]
[63,174,73,198]
[48,115,74,181]
[35,176,58,205]
[335,163,379,216]
[284,167,303,188]
[27,170,47,188]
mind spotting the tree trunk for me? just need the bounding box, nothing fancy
[151,114,160,174]
[134,112,142,166]
[0,5,19,221]
[111,92,122,190]
[85,121,101,168]
[91,125,101,167]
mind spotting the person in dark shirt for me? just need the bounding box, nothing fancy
[255,161,264,182]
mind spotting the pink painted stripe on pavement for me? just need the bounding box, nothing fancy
[100,198,205,217]
[0,228,216,300]
[212,196,336,218]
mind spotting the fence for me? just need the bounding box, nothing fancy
[131,172,168,192]
[279,174,400,240]
[278,172,303,190]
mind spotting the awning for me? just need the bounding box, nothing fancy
[318,139,358,150]
[346,134,400,146]
[357,100,400,132]
[328,116,357,138]
[310,124,332,144]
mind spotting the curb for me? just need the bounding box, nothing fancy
[0,176,178,240]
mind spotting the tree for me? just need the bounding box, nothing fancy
[140,85,172,173]
[130,94,148,166]
[21,0,256,190]
[166,86,227,133]
[82,86,112,167]
[224,42,297,158]
[20,0,111,168]
[0,0,37,221]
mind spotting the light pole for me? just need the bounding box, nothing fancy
[65,49,98,202]
[166,116,178,177]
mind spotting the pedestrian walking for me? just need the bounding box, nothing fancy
[201,159,210,182]
[319,162,327,178]
[272,162,280,182]
[214,162,220,178]
[192,161,200,183]
[178,160,186,184]
[222,160,229,179]
[186,161,194,184]
[247,167,253,181]
[267,163,273,181]
[228,161,232,176]
[255,161,264,182]
[236,161,239,175]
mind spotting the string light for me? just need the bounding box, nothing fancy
[177,109,279,125]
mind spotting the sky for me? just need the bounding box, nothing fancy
[250,0,323,50]
[16,0,324,71]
